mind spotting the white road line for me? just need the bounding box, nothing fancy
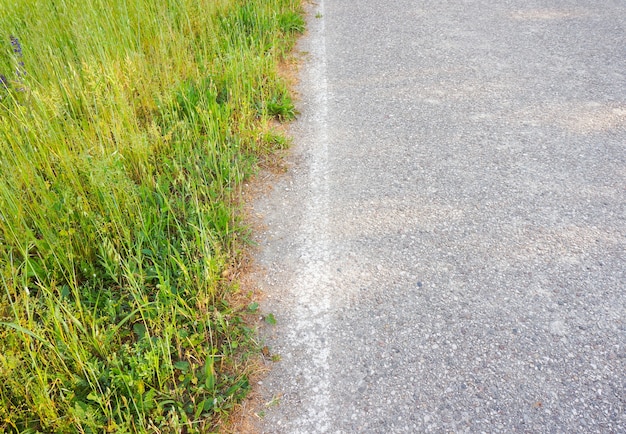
[286,0,332,431]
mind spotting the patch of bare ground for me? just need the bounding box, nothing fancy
[215,172,281,433]
[217,52,304,433]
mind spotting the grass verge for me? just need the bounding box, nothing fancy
[0,0,303,432]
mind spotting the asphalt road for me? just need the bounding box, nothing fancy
[252,1,626,432]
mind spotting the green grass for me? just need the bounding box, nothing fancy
[0,0,304,432]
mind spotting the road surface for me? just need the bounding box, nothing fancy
[252,0,626,432]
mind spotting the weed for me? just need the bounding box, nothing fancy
[0,0,304,431]
[279,11,306,33]
[264,313,278,325]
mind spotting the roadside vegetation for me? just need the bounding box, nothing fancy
[0,0,303,431]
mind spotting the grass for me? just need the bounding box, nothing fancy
[0,0,303,432]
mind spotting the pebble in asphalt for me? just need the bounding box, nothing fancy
[252,0,626,432]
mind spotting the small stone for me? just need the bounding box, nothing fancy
[549,320,567,336]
